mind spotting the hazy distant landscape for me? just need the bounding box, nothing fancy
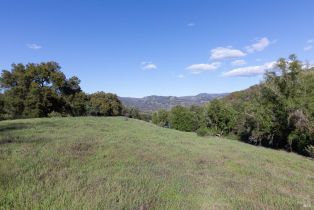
[119,93,228,112]
[1,0,314,209]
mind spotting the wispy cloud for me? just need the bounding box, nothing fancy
[187,22,195,27]
[304,39,313,51]
[26,43,42,50]
[245,37,270,53]
[141,61,157,70]
[223,61,276,77]
[186,62,221,74]
[231,59,246,66]
[210,47,246,60]
[307,39,314,44]
[304,45,313,51]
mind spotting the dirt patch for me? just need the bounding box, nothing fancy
[37,157,70,184]
[197,159,208,165]
[70,142,95,159]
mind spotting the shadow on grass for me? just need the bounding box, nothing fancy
[0,120,58,133]
[0,120,58,145]
[0,123,30,133]
[0,134,51,145]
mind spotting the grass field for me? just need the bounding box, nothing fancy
[0,117,313,209]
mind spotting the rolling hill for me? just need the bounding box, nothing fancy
[119,93,228,112]
[0,117,313,209]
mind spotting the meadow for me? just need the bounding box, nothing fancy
[0,117,313,209]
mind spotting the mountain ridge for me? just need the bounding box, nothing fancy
[119,93,228,112]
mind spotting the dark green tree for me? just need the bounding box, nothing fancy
[88,92,122,116]
[204,99,238,135]
[65,92,89,116]
[169,106,199,132]
[0,92,4,119]
[152,109,169,127]
[0,62,81,118]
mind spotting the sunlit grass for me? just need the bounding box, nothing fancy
[0,117,313,209]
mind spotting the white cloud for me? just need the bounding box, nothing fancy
[302,62,314,69]
[26,43,42,50]
[304,45,313,51]
[223,61,276,77]
[231,59,246,66]
[245,37,270,53]
[187,22,195,27]
[141,61,157,70]
[210,47,246,60]
[307,39,314,44]
[186,62,221,74]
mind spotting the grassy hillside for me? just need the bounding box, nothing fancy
[0,117,313,209]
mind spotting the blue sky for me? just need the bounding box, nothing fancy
[0,0,314,97]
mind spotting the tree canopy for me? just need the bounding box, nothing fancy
[0,62,123,119]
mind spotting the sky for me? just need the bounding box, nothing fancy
[0,0,314,97]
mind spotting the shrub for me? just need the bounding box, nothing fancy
[152,109,169,127]
[88,92,122,116]
[196,127,209,137]
[48,111,63,118]
[305,145,314,158]
[204,99,238,135]
[169,106,199,132]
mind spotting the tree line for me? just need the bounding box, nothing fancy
[0,62,123,119]
[152,55,314,157]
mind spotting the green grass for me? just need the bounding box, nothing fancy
[0,117,313,209]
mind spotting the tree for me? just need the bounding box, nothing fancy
[0,62,82,118]
[65,92,89,116]
[88,92,122,116]
[0,62,64,118]
[237,55,314,154]
[0,92,4,119]
[169,106,199,132]
[60,76,81,95]
[128,107,141,119]
[204,99,238,135]
[237,97,273,146]
[152,109,169,127]
[190,105,206,127]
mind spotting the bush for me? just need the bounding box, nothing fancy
[48,111,63,118]
[196,127,209,137]
[169,106,199,132]
[88,92,122,116]
[305,145,314,158]
[152,109,169,127]
[204,99,238,135]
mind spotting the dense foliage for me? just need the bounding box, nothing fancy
[235,55,314,155]
[88,92,122,116]
[152,55,314,157]
[152,109,169,127]
[0,62,123,119]
[203,99,237,135]
[169,106,199,132]
[122,107,152,122]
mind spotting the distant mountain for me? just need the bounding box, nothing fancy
[119,93,228,112]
